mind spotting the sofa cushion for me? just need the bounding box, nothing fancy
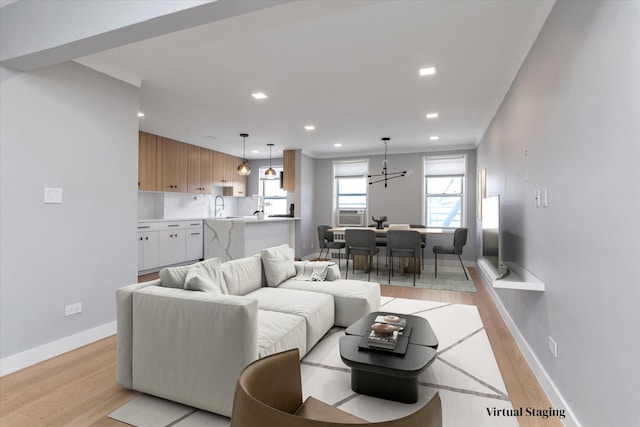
[222,254,263,296]
[159,265,190,288]
[278,279,381,327]
[247,288,334,351]
[257,310,307,358]
[260,244,296,287]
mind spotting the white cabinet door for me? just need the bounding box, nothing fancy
[158,229,186,266]
[186,227,203,261]
[138,231,159,271]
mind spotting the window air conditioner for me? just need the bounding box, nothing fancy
[337,209,366,226]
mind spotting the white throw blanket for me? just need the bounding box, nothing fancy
[294,261,332,281]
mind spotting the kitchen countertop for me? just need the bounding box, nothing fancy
[138,216,299,223]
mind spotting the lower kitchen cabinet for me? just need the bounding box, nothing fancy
[138,230,159,271]
[138,220,204,273]
[158,226,186,267]
[186,220,204,261]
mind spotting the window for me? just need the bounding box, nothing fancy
[337,177,367,208]
[258,166,286,216]
[424,155,466,229]
[334,160,368,210]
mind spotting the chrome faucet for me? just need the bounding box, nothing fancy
[214,195,224,217]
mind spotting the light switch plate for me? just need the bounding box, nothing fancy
[44,187,63,204]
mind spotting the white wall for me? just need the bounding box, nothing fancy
[475,2,640,425]
[0,61,139,363]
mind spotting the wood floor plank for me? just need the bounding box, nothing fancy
[0,268,558,426]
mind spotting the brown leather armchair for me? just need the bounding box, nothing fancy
[230,348,442,427]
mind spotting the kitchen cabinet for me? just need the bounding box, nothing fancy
[187,145,213,194]
[212,150,226,186]
[157,137,188,192]
[222,155,247,197]
[158,221,186,266]
[138,131,158,191]
[137,223,159,271]
[186,220,204,261]
[283,149,296,192]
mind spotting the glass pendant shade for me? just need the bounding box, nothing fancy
[265,143,276,179]
[237,133,251,176]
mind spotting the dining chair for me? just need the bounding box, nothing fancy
[317,225,345,262]
[369,223,388,266]
[433,228,468,280]
[386,230,422,286]
[409,224,427,269]
[230,348,443,427]
[344,229,379,281]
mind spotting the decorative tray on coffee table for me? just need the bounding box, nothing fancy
[357,315,413,355]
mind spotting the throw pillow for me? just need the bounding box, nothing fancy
[261,244,296,287]
[184,265,222,293]
[159,265,190,288]
[193,257,228,294]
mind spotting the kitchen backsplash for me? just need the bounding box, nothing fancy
[138,190,239,220]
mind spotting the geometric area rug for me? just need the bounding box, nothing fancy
[109,297,516,426]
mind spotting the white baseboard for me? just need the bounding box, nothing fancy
[476,260,580,427]
[0,321,117,377]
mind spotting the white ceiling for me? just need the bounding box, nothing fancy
[77,0,554,160]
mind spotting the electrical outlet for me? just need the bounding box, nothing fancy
[65,302,83,316]
[548,336,558,358]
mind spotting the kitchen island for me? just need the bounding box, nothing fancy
[204,217,299,262]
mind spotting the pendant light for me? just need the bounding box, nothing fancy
[237,133,251,176]
[265,143,277,179]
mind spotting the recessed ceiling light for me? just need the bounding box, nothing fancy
[251,92,268,99]
[419,67,436,76]
[430,136,439,141]
[426,113,439,119]
[251,150,260,154]
[138,112,145,117]
[334,143,342,147]
[304,125,315,130]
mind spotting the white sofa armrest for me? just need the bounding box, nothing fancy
[130,286,259,417]
[115,279,160,388]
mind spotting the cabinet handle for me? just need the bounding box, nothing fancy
[139,237,143,241]
[145,236,149,240]
[138,225,151,229]
[190,232,201,236]
[168,224,179,227]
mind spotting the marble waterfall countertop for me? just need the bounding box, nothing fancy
[203,217,298,262]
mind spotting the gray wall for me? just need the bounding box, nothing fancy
[0,61,139,358]
[475,2,640,425]
[314,149,477,261]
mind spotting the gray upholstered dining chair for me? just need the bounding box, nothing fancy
[344,229,379,281]
[410,224,427,269]
[432,228,468,280]
[369,223,388,266]
[386,230,422,286]
[317,225,345,262]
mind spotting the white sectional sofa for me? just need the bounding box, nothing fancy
[116,245,380,417]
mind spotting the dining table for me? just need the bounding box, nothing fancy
[328,226,443,274]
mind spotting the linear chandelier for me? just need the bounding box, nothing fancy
[368,137,407,187]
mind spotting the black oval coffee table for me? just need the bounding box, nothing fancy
[339,311,438,403]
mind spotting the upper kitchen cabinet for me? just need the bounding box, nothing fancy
[187,144,213,194]
[138,131,158,191]
[157,136,188,192]
[283,150,296,192]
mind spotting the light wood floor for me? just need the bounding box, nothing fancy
[0,268,561,427]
